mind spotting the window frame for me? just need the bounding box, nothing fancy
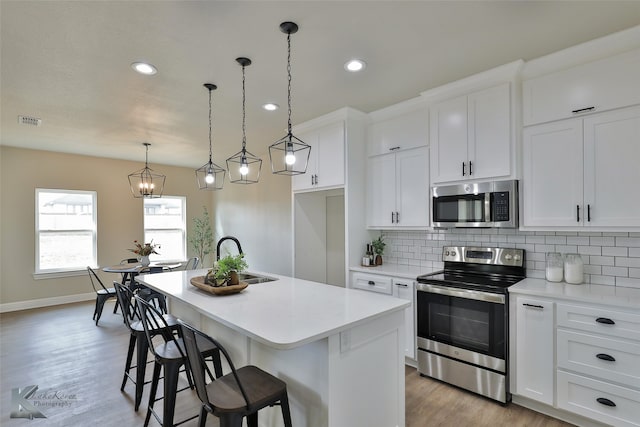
[143,195,187,262]
[34,188,98,277]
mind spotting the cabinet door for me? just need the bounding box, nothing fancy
[515,296,555,405]
[395,147,429,227]
[430,95,468,184]
[584,105,640,227]
[291,129,319,191]
[368,108,428,156]
[468,83,511,180]
[393,279,415,359]
[522,120,584,227]
[367,153,396,227]
[315,121,345,189]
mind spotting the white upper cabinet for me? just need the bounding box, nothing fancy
[367,146,429,229]
[429,82,513,184]
[523,105,640,229]
[292,121,345,192]
[368,104,428,157]
[523,49,640,126]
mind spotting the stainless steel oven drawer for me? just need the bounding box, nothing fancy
[417,349,507,403]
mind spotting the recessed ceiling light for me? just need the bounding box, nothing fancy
[344,59,366,72]
[262,103,279,111]
[131,62,157,75]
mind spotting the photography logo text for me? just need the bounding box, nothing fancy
[10,385,77,419]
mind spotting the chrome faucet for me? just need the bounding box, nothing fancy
[216,236,244,260]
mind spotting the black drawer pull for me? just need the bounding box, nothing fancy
[572,106,596,114]
[368,280,375,286]
[596,353,616,362]
[596,317,615,325]
[395,283,409,288]
[596,397,616,407]
[389,146,400,151]
[523,303,544,309]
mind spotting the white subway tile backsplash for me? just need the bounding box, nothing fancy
[382,229,639,288]
[602,246,628,257]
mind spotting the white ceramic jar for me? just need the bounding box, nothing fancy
[564,253,584,284]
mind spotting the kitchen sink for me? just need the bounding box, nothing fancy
[237,273,277,285]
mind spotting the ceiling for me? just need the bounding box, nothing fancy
[2,1,639,168]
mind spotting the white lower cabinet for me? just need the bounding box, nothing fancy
[512,294,640,427]
[514,296,555,405]
[351,272,416,360]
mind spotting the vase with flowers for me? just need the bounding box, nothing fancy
[129,240,160,267]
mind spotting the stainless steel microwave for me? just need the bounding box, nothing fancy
[431,180,518,228]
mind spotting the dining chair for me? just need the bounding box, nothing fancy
[183,257,200,270]
[113,282,179,411]
[135,296,221,427]
[86,266,119,325]
[179,320,293,427]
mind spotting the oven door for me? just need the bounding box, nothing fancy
[416,283,507,372]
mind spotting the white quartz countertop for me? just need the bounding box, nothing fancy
[510,278,640,309]
[136,269,410,350]
[349,263,437,279]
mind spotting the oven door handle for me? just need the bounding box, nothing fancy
[417,283,505,304]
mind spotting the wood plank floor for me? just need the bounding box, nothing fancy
[0,301,575,426]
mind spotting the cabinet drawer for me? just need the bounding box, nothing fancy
[352,273,392,295]
[556,303,640,342]
[557,329,640,389]
[557,370,640,427]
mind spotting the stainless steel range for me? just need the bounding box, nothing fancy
[416,246,525,403]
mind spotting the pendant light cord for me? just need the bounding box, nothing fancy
[287,31,292,135]
[208,88,213,163]
[242,64,247,151]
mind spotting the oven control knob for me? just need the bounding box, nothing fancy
[445,251,450,256]
[514,254,521,261]
[505,254,513,261]
[450,251,456,257]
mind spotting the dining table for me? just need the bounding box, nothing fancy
[102,261,182,288]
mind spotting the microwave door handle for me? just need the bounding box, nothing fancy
[485,192,491,223]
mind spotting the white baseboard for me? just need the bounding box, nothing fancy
[0,293,95,313]
[511,395,608,427]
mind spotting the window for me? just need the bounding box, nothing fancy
[36,189,97,273]
[144,196,186,262]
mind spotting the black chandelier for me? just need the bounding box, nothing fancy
[195,83,226,190]
[128,142,166,198]
[268,21,311,175]
[227,57,262,184]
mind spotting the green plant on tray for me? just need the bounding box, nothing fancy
[207,253,248,286]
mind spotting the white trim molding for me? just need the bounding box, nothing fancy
[0,292,95,313]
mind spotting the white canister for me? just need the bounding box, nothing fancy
[545,252,563,282]
[564,253,584,284]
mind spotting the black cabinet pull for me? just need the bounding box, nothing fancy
[587,204,591,222]
[469,161,473,175]
[576,205,580,222]
[389,146,400,151]
[596,353,616,362]
[391,212,394,223]
[395,283,409,288]
[523,303,544,309]
[572,106,596,114]
[596,317,615,325]
[396,212,400,223]
[367,280,375,286]
[596,397,616,407]
[462,162,466,176]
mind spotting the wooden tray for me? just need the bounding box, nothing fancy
[190,276,248,295]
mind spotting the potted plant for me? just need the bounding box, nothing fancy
[129,240,160,267]
[372,235,386,265]
[189,207,213,266]
[206,253,248,287]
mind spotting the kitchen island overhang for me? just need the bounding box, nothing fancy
[136,269,409,427]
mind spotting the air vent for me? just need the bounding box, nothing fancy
[18,115,42,127]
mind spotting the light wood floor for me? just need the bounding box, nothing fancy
[0,301,574,426]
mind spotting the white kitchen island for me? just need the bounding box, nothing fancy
[136,269,410,427]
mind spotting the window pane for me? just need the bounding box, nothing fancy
[39,231,95,270]
[144,196,186,261]
[36,189,97,272]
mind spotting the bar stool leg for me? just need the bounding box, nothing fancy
[135,331,149,411]
[121,334,136,391]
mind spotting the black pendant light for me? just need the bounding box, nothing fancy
[268,21,311,175]
[195,83,225,190]
[128,142,166,198]
[227,57,262,184]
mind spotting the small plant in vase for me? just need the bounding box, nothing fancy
[372,235,386,265]
[206,253,248,287]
